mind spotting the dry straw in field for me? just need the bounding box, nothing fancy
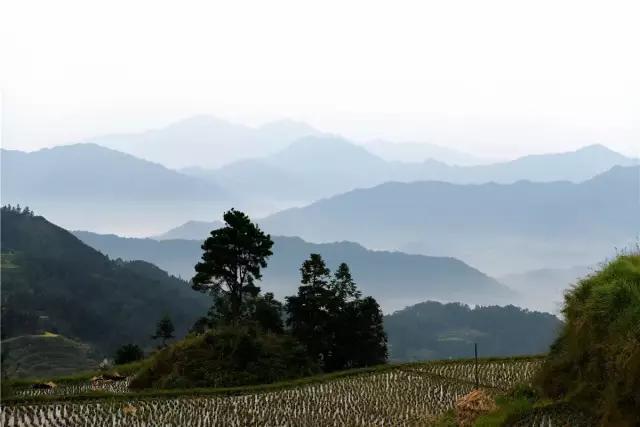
[454,389,496,426]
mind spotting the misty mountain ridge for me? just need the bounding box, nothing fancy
[184,137,636,205]
[91,115,323,169]
[73,231,516,313]
[154,220,225,240]
[1,143,227,201]
[258,165,640,275]
[0,143,231,236]
[362,139,492,165]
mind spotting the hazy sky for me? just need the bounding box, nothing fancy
[1,0,638,159]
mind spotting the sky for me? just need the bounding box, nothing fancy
[1,0,639,159]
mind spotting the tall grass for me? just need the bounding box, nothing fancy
[537,252,640,426]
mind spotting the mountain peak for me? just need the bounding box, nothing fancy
[575,144,621,155]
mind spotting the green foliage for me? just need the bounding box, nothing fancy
[384,301,561,361]
[252,292,284,334]
[192,209,274,321]
[129,325,318,389]
[0,207,209,356]
[192,292,284,334]
[114,344,144,365]
[286,254,387,371]
[537,253,640,426]
[152,315,175,348]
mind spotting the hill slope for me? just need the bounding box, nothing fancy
[0,207,209,354]
[384,300,561,361]
[1,334,99,378]
[259,166,640,275]
[72,232,514,312]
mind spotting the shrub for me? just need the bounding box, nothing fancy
[130,325,318,389]
[114,344,144,365]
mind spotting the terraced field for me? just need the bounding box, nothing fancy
[2,357,544,426]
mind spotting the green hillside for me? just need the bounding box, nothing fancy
[0,206,209,357]
[1,334,99,379]
[384,301,561,361]
[537,252,640,425]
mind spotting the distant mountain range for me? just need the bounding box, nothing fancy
[90,115,324,169]
[361,139,492,165]
[184,137,637,204]
[153,220,224,240]
[184,136,389,203]
[258,166,640,275]
[0,144,230,235]
[2,124,635,237]
[73,231,515,312]
[0,207,209,355]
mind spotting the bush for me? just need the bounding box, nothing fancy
[130,325,318,389]
[537,253,640,426]
[114,344,144,365]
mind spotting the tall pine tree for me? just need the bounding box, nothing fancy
[192,209,273,323]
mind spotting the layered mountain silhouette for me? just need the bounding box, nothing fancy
[91,115,322,168]
[1,143,226,201]
[73,231,515,312]
[258,166,640,275]
[185,136,388,202]
[185,137,636,204]
[362,139,489,165]
[0,144,230,235]
[154,220,224,240]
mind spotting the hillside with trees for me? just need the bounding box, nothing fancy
[0,205,209,356]
[384,301,561,361]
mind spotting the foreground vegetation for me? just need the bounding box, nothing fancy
[537,252,640,425]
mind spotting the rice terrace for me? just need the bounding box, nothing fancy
[3,356,585,426]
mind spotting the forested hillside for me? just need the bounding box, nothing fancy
[384,301,561,361]
[0,206,209,354]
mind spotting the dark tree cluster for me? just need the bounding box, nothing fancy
[1,204,34,216]
[114,344,144,365]
[286,255,387,371]
[190,209,387,374]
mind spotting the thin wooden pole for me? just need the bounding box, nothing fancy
[474,342,478,388]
